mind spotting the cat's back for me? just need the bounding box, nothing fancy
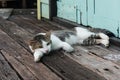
[52,30,75,35]
[52,30,76,41]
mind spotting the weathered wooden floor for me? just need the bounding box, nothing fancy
[0,15,120,80]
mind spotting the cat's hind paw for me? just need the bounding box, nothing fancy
[98,33,109,40]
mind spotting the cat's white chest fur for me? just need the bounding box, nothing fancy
[50,34,62,50]
[65,35,78,45]
[51,34,78,49]
[50,34,75,52]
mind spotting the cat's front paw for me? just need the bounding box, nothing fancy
[61,42,75,53]
[66,47,75,53]
[34,50,44,62]
[63,45,75,53]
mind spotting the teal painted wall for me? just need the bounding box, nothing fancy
[41,0,50,19]
[88,0,120,37]
[57,0,120,37]
[57,0,87,25]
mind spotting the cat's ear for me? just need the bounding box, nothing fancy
[28,39,38,46]
[28,39,42,50]
[46,30,52,39]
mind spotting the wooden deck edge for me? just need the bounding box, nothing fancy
[53,17,120,47]
[0,51,21,80]
[53,17,83,28]
[12,9,37,16]
[110,37,120,47]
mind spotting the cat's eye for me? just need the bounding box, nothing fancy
[38,45,42,48]
[47,41,51,45]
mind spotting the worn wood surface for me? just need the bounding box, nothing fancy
[0,51,21,80]
[66,46,120,80]
[0,15,120,80]
[0,19,61,80]
[6,15,105,80]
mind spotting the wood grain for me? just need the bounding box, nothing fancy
[0,27,61,80]
[0,51,21,80]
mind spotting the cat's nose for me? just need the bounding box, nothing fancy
[45,50,49,53]
[43,48,50,54]
[43,49,49,54]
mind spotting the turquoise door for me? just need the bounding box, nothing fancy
[41,0,50,19]
[57,0,88,25]
[87,0,120,37]
[57,0,78,22]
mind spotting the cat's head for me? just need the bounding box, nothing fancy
[28,32,52,62]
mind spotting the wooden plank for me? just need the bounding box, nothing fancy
[12,9,37,16]
[110,37,120,47]
[42,18,67,30]
[0,51,21,80]
[65,46,120,80]
[0,17,33,51]
[8,15,62,32]
[53,17,81,28]
[8,15,47,34]
[83,45,120,65]
[1,50,38,80]
[0,28,62,80]
[43,51,106,80]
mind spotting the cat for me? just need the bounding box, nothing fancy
[28,27,109,62]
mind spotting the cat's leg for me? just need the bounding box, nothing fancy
[96,39,109,47]
[96,33,109,47]
[97,33,109,40]
[60,42,74,52]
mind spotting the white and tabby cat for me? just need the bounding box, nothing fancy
[29,27,109,62]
